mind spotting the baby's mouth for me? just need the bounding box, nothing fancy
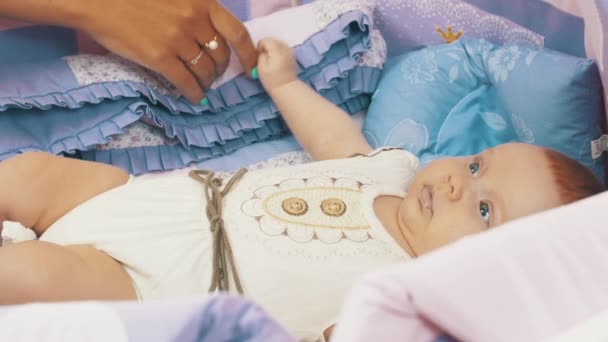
[419,185,434,215]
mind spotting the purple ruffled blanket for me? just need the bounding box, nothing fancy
[0,2,385,174]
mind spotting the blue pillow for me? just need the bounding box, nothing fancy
[363,39,605,182]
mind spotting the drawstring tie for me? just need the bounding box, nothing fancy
[189,168,247,294]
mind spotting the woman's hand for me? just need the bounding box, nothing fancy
[257,38,299,92]
[0,0,257,104]
[82,0,258,104]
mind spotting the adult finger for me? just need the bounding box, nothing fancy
[160,59,205,104]
[208,2,258,77]
[176,41,217,91]
[195,19,231,77]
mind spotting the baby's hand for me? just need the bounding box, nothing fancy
[257,38,298,91]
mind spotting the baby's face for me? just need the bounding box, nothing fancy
[398,142,562,255]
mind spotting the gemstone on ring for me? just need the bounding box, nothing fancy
[205,36,219,51]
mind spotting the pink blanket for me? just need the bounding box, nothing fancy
[332,191,608,342]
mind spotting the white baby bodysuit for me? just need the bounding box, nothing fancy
[39,148,419,340]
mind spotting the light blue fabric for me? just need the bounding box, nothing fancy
[0,9,380,174]
[78,94,371,174]
[363,39,605,181]
[0,26,78,65]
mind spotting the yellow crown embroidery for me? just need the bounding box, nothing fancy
[436,26,463,44]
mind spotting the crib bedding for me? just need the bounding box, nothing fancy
[363,38,606,180]
[545,308,608,342]
[329,1,608,341]
[1,0,606,175]
[1,0,608,341]
[0,295,295,342]
[0,0,384,174]
[332,190,608,342]
[124,110,365,174]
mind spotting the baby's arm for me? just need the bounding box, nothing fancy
[257,38,372,160]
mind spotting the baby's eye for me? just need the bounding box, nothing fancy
[468,161,480,175]
[479,202,491,223]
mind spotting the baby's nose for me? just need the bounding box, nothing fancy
[436,175,464,201]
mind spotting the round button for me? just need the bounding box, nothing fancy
[282,197,308,216]
[321,198,346,217]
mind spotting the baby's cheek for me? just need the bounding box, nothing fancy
[440,214,487,240]
[421,221,469,252]
[401,195,420,218]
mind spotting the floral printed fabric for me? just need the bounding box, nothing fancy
[363,39,605,181]
[64,55,179,97]
[374,0,543,58]
[96,121,179,151]
[214,151,312,180]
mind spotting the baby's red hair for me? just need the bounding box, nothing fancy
[544,148,605,204]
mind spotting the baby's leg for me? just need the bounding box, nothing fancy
[0,241,136,304]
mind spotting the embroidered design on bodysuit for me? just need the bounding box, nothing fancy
[282,197,309,216]
[241,176,373,244]
[321,198,347,217]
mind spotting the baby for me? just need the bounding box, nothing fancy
[0,38,603,341]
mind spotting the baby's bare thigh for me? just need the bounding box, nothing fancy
[0,241,136,304]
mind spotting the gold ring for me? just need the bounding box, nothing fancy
[189,50,204,65]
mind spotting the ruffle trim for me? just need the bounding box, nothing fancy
[0,66,381,168]
[0,66,379,173]
[0,10,372,116]
[0,101,145,161]
[80,95,373,174]
[152,67,382,148]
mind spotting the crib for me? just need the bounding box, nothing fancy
[0,0,607,341]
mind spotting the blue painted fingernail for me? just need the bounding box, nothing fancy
[200,97,208,106]
[251,66,258,80]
